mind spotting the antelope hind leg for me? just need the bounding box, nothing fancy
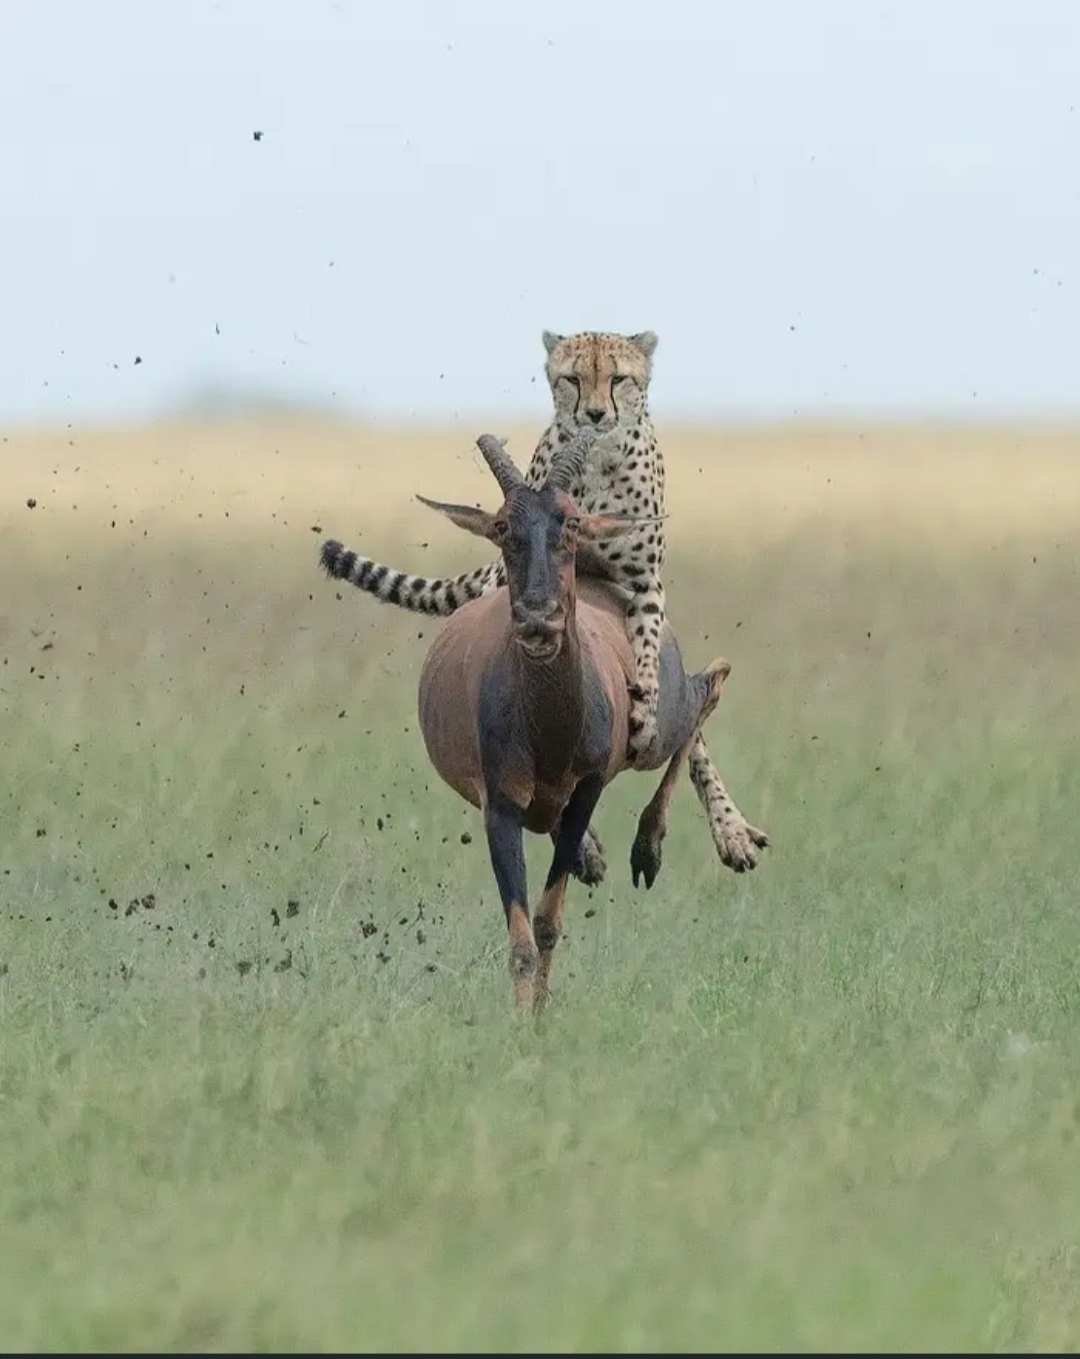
[631,657,731,890]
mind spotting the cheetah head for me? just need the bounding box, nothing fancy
[542,330,657,436]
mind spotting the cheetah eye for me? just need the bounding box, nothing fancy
[611,375,631,387]
[561,375,581,389]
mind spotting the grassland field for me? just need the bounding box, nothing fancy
[2,415,1079,1351]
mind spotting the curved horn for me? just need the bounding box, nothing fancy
[475,434,524,496]
[546,427,599,491]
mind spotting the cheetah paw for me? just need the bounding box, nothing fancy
[713,816,770,873]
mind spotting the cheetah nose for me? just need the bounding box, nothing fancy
[585,407,607,424]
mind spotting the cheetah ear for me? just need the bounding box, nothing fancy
[629,331,658,360]
[542,330,563,356]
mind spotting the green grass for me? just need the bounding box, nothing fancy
[2,508,1080,1351]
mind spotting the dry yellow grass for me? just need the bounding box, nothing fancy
[4,415,1078,555]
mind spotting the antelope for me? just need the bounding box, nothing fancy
[320,432,732,1012]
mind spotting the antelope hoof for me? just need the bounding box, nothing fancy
[630,822,665,890]
[715,818,771,873]
[571,826,607,886]
[510,947,538,1011]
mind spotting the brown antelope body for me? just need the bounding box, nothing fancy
[322,432,730,1011]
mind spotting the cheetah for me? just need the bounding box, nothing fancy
[320,329,768,874]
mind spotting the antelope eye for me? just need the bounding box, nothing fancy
[492,519,509,541]
[564,516,581,535]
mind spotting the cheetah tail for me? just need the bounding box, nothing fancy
[318,539,502,617]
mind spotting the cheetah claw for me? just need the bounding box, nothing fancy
[714,819,771,873]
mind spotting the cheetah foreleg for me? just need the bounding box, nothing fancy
[625,582,666,762]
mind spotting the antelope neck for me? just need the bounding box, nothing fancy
[513,601,586,781]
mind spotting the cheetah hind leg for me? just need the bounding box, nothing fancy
[688,732,770,872]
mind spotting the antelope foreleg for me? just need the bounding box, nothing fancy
[484,796,536,1010]
[534,774,606,1013]
[552,820,607,887]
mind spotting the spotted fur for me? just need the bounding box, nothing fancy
[321,330,768,872]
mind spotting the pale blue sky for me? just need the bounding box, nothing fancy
[1,0,1078,425]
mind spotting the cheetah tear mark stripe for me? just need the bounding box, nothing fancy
[319,539,503,617]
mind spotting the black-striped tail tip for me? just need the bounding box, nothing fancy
[319,539,355,579]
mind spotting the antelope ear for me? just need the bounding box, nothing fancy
[577,512,667,541]
[416,495,498,541]
[629,331,658,360]
[542,330,563,356]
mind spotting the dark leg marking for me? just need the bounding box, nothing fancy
[484,796,537,1008]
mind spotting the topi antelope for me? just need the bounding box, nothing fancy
[320,432,731,1012]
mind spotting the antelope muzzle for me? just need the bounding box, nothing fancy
[511,598,565,660]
